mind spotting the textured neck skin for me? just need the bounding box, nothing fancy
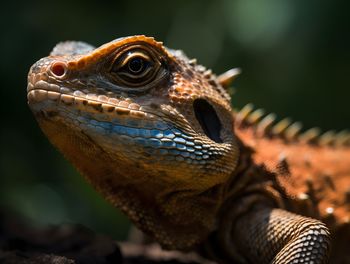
[27,36,350,261]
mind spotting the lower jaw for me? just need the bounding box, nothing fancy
[28,88,217,167]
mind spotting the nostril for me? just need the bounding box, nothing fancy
[50,62,66,77]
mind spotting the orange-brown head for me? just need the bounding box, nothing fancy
[27,35,239,249]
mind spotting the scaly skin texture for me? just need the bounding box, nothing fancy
[27,36,350,263]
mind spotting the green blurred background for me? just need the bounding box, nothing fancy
[1,0,349,240]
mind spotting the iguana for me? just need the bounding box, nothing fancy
[27,35,350,263]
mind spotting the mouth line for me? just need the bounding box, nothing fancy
[27,87,149,118]
[26,86,186,136]
[26,80,195,135]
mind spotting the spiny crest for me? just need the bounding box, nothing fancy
[235,103,350,147]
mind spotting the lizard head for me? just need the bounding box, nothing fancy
[27,35,239,249]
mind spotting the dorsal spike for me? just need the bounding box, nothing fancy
[319,130,337,146]
[247,109,265,124]
[189,59,197,66]
[235,104,349,147]
[256,113,277,136]
[272,118,292,136]
[236,103,254,124]
[217,68,241,89]
[204,69,212,77]
[196,64,206,73]
[299,127,321,143]
[334,130,350,146]
[345,134,350,146]
[285,122,303,141]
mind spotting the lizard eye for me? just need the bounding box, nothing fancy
[110,47,164,88]
[127,56,148,74]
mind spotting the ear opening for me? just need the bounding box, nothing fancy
[193,99,223,143]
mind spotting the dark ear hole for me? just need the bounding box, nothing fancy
[193,99,223,143]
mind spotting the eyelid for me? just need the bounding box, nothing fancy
[118,51,151,68]
[108,44,167,89]
[118,63,153,79]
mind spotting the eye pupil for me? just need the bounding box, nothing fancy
[128,57,144,73]
[110,47,165,88]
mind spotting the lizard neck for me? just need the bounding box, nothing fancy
[198,137,287,262]
[34,105,241,252]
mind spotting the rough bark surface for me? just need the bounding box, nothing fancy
[0,210,211,264]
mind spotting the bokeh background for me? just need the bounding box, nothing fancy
[1,0,349,240]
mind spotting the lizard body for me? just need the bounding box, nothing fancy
[27,36,350,263]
